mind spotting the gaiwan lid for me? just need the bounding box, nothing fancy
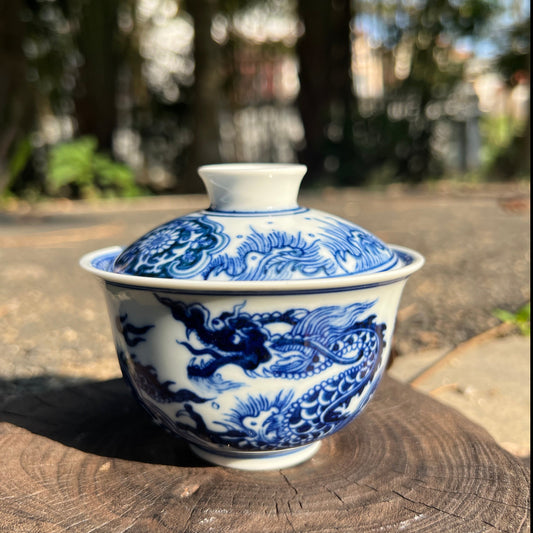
[112,164,399,281]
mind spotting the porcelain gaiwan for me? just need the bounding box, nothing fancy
[80,164,423,470]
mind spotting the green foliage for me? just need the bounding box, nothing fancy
[8,137,33,185]
[493,303,530,336]
[479,114,515,169]
[349,0,497,184]
[495,15,530,82]
[478,113,529,179]
[1,137,38,201]
[47,136,140,198]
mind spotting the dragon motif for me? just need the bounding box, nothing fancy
[156,296,382,380]
[203,228,337,280]
[111,213,397,281]
[116,298,386,450]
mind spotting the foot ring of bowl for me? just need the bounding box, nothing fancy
[189,441,322,470]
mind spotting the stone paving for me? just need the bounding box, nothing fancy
[388,334,530,459]
[0,181,529,459]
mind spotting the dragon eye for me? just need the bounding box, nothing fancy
[332,340,344,352]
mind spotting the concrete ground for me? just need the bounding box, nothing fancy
[388,334,530,459]
[0,180,529,461]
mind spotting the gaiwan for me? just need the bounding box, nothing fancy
[80,164,424,470]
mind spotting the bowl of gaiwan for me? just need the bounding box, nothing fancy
[80,163,424,470]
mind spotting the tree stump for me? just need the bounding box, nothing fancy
[0,375,529,532]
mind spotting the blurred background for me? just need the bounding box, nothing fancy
[0,0,530,200]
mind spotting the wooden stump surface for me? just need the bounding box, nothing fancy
[0,375,529,532]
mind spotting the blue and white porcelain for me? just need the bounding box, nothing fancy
[80,163,424,470]
[113,164,399,281]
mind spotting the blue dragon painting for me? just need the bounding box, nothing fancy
[112,213,397,281]
[117,297,387,450]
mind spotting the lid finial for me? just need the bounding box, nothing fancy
[198,163,307,213]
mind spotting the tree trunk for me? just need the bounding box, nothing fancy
[181,0,222,194]
[73,0,120,153]
[0,0,37,194]
[296,0,356,185]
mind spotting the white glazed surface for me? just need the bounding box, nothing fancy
[81,245,423,291]
[95,264,410,468]
[111,163,401,281]
[198,163,306,212]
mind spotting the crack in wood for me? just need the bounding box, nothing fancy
[287,499,303,513]
[284,513,296,533]
[409,477,530,511]
[392,489,508,532]
[279,470,306,513]
[517,507,529,532]
[352,478,379,492]
[324,485,345,505]
[279,471,299,498]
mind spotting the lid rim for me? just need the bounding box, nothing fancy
[80,245,424,292]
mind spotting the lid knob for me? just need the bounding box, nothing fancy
[198,163,307,213]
